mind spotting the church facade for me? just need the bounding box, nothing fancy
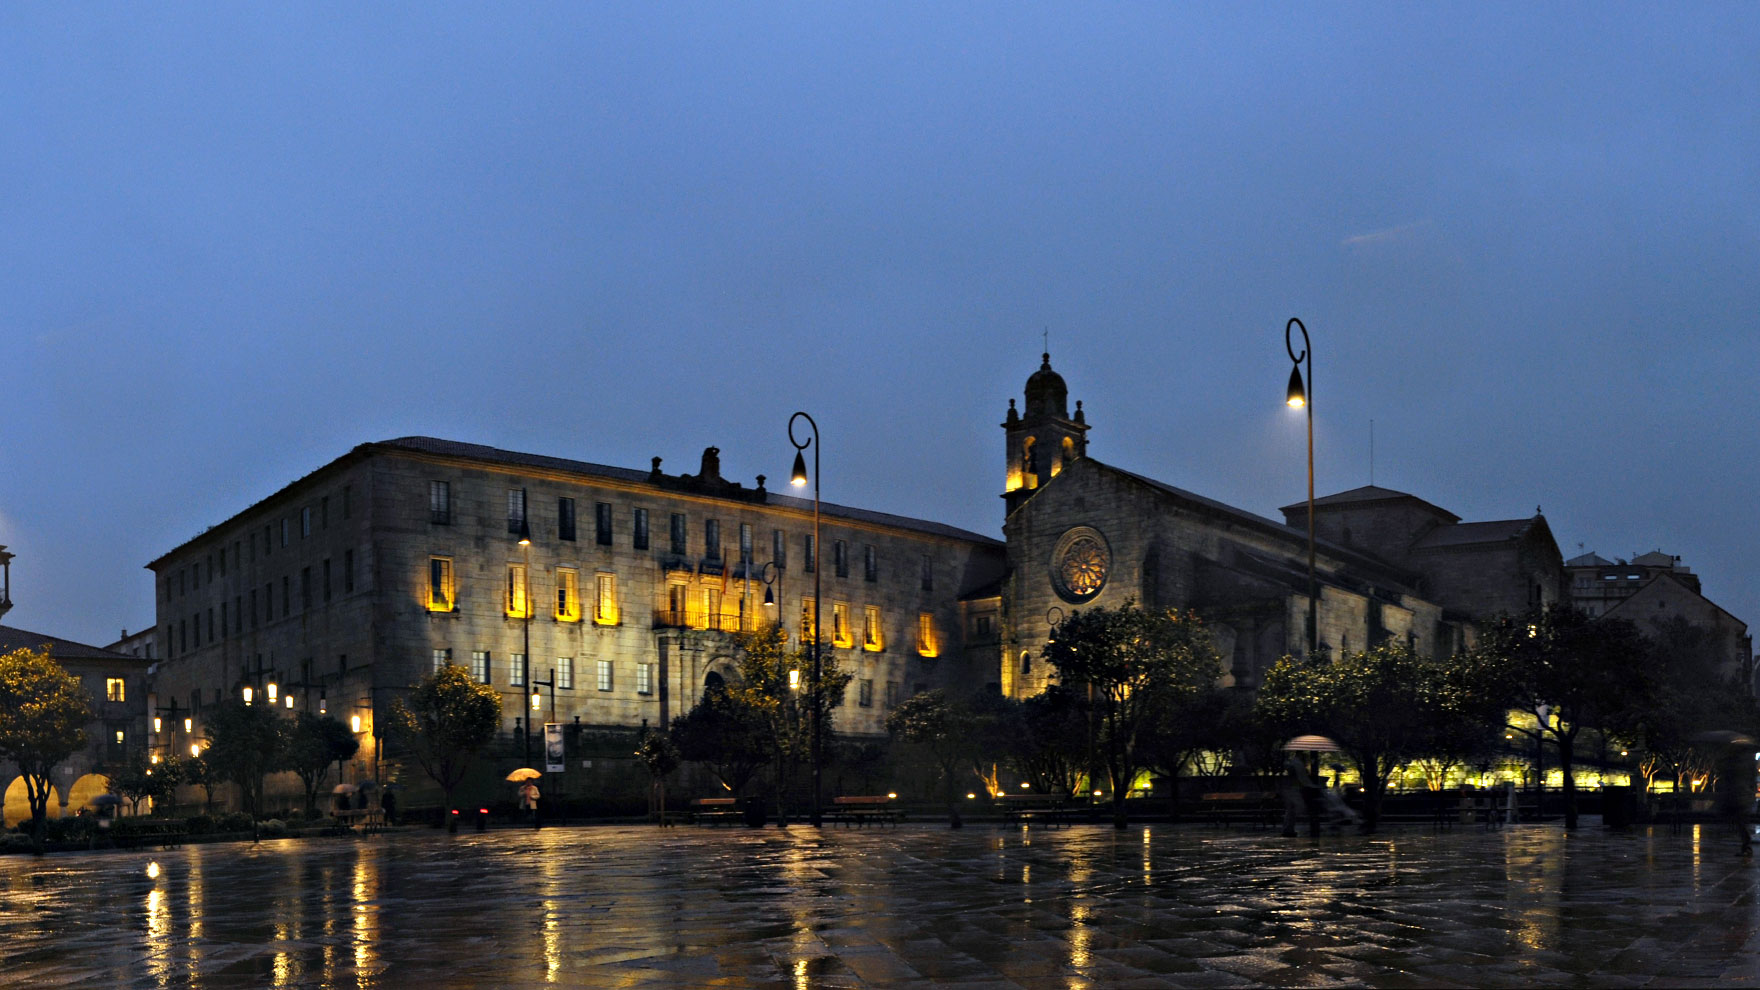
[991,354,1563,698]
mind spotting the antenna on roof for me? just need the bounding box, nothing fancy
[1369,418,1374,486]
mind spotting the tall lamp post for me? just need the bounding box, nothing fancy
[517,505,533,763]
[788,411,823,828]
[1283,317,1318,656]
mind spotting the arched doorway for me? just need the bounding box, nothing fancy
[3,776,47,828]
[68,773,114,817]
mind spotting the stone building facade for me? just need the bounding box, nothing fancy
[994,355,1562,698]
[0,625,151,826]
[145,438,1006,778]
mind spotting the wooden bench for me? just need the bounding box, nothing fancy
[995,793,1074,828]
[331,808,385,832]
[689,797,742,826]
[1197,791,1280,829]
[831,795,900,828]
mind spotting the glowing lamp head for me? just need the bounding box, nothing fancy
[241,686,253,705]
[1285,365,1306,408]
[284,695,294,709]
[787,669,801,690]
[184,718,193,733]
[530,690,541,711]
[350,714,363,733]
[150,753,160,764]
[190,743,202,758]
[790,450,808,487]
[517,517,532,546]
[153,716,162,733]
[763,586,775,607]
[265,682,278,703]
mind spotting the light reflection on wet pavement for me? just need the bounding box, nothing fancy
[2,823,1759,987]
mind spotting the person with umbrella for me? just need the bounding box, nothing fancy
[507,768,542,829]
[1699,731,1757,856]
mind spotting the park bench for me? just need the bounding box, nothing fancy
[1196,791,1280,829]
[330,808,385,833]
[995,793,1074,828]
[831,795,900,828]
[689,797,742,826]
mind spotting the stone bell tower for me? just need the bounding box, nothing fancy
[1002,352,1088,515]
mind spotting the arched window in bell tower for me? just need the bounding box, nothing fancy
[1057,435,1075,476]
[1022,437,1039,489]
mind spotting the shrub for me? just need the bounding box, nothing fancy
[185,815,215,835]
[259,819,288,837]
[217,812,254,833]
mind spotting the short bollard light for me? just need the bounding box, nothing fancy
[448,808,459,833]
[476,807,489,832]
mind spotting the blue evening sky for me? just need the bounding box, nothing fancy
[2,4,1756,647]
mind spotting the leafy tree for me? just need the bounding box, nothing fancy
[1476,605,1656,829]
[283,713,361,815]
[1411,649,1511,791]
[636,728,682,823]
[1257,641,1454,832]
[202,698,289,821]
[1141,686,1238,784]
[671,681,772,796]
[1009,685,1089,797]
[107,750,178,815]
[886,689,983,827]
[726,624,851,824]
[1042,602,1222,828]
[386,662,502,819]
[0,646,93,854]
[182,755,217,814]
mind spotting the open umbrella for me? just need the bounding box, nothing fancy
[87,794,124,808]
[332,783,359,795]
[1283,735,1341,752]
[505,768,542,782]
[1691,730,1757,748]
[356,779,380,791]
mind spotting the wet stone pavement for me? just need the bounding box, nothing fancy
[3,822,1760,988]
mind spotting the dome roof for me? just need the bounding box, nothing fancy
[1023,352,1068,418]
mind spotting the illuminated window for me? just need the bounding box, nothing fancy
[428,557,455,611]
[832,602,852,648]
[432,648,451,673]
[834,540,849,578]
[596,660,613,692]
[558,497,576,542]
[506,564,530,617]
[511,653,526,687]
[471,650,489,683]
[557,656,573,690]
[667,581,688,625]
[800,597,817,643]
[863,606,884,651]
[594,573,618,625]
[636,662,653,696]
[633,508,649,550]
[702,588,721,631]
[864,545,877,582]
[858,679,874,707]
[556,568,581,621]
[918,613,938,657]
[507,489,527,535]
[105,678,125,702]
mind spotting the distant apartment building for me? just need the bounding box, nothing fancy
[144,438,1006,777]
[1567,549,1753,690]
[0,625,151,826]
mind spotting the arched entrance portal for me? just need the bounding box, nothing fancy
[3,776,51,828]
[68,773,114,816]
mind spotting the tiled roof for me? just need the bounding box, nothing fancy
[1565,551,1615,567]
[0,625,143,664]
[1411,518,1535,549]
[1279,485,1461,523]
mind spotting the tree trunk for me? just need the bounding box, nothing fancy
[26,775,49,856]
[943,759,962,828]
[1110,761,1129,829]
[1558,731,1578,830]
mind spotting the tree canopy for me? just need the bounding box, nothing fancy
[386,662,502,814]
[0,646,93,853]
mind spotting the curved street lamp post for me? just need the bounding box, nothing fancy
[788,411,823,828]
[1284,318,1318,656]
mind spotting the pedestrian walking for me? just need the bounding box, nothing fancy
[519,781,541,830]
[1714,744,1755,856]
